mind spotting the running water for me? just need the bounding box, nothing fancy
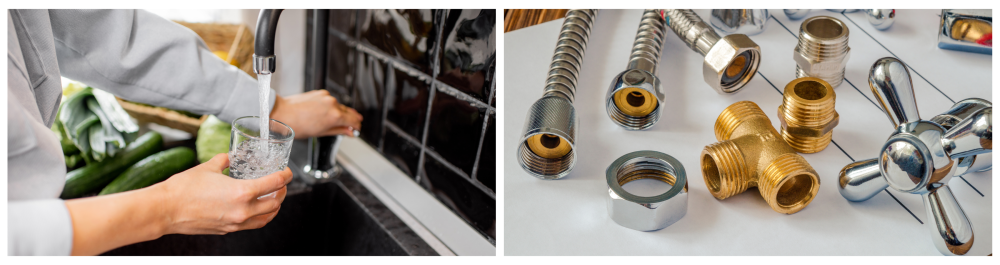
[257,74,272,147]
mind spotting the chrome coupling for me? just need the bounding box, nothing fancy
[837,57,992,255]
[253,54,276,75]
[793,16,851,88]
[517,9,598,180]
[606,9,667,130]
[607,151,688,231]
[663,9,761,94]
[938,9,992,54]
[709,9,769,36]
[784,9,810,20]
[866,9,896,30]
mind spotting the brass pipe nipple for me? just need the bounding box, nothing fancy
[701,101,821,214]
[778,77,839,153]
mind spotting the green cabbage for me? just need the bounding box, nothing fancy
[196,115,232,163]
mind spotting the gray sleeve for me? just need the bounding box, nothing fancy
[47,9,273,123]
[8,200,73,256]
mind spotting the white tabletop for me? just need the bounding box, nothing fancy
[503,9,992,255]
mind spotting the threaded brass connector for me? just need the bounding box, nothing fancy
[701,101,821,214]
[777,77,839,153]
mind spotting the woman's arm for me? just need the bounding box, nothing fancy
[64,154,291,255]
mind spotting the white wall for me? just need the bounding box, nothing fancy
[241,9,306,97]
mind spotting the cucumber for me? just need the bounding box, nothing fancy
[99,147,196,195]
[60,131,164,199]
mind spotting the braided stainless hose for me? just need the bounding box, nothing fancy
[518,9,598,180]
[662,9,761,94]
[606,9,668,130]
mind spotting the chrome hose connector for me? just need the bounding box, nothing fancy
[606,9,667,130]
[663,9,761,94]
[794,16,851,88]
[709,9,769,36]
[607,151,688,231]
[517,9,597,180]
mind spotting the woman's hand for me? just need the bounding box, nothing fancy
[155,153,292,235]
[270,89,363,139]
[65,153,292,255]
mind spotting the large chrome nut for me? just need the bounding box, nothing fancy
[703,34,761,94]
[606,151,688,232]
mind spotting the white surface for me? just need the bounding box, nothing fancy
[339,137,496,256]
[504,9,991,255]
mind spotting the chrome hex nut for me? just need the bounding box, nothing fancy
[703,34,761,94]
[606,151,689,232]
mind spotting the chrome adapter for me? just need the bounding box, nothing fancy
[709,9,769,36]
[663,9,761,94]
[517,9,598,180]
[794,16,851,88]
[605,9,668,130]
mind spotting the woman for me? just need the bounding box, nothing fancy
[8,9,362,255]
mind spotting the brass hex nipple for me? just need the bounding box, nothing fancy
[701,101,821,214]
[777,77,839,153]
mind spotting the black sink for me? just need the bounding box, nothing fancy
[102,166,438,255]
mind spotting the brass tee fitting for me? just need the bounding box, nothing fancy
[777,77,839,153]
[700,101,821,214]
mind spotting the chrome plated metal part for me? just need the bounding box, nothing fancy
[794,16,850,88]
[784,9,810,20]
[606,151,688,231]
[709,9,769,35]
[253,54,276,75]
[663,9,761,94]
[827,9,862,13]
[517,9,598,180]
[606,9,667,130]
[866,9,895,30]
[932,98,992,173]
[836,57,989,255]
[938,9,992,54]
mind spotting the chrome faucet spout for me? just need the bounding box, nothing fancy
[254,9,283,75]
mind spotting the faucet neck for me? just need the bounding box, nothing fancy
[254,9,284,57]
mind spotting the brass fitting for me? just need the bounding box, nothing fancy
[700,101,821,214]
[777,77,839,153]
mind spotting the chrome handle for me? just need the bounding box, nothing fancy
[922,186,974,255]
[941,108,992,158]
[869,57,920,128]
[838,158,888,202]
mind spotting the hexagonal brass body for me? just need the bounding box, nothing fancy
[777,77,839,153]
[701,101,821,214]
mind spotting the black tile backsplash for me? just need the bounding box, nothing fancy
[359,9,438,75]
[425,89,487,174]
[436,9,496,102]
[315,9,495,244]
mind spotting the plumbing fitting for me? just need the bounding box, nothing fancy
[784,9,810,20]
[709,9,769,36]
[777,77,839,153]
[794,16,851,88]
[866,9,895,30]
[700,101,820,214]
[605,9,667,130]
[837,57,991,255]
[663,9,761,94]
[938,9,992,54]
[607,151,688,231]
[839,98,992,201]
[827,9,862,13]
[516,9,598,180]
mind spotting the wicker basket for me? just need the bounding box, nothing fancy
[119,21,254,134]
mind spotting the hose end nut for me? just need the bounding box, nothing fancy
[778,77,839,153]
[704,34,761,94]
[605,69,665,130]
[794,16,851,88]
[517,96,578,180]
[607,151,688,231]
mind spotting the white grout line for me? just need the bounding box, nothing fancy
[338,137,496,255]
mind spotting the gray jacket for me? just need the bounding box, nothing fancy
[8,9,274,255]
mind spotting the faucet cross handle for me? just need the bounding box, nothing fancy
[869,57,920,128]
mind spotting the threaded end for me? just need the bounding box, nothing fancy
[778,78,838,153]
[758,153,820,214]
[615,161,680,189]
[701,140,751,199]
[518,140,575,180]
[606,91,661,130]
[794,16,849,88]
[714,101,768,141]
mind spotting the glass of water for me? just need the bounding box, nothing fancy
[229,116,295,191]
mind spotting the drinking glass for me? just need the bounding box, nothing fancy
[229,116,295,193]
